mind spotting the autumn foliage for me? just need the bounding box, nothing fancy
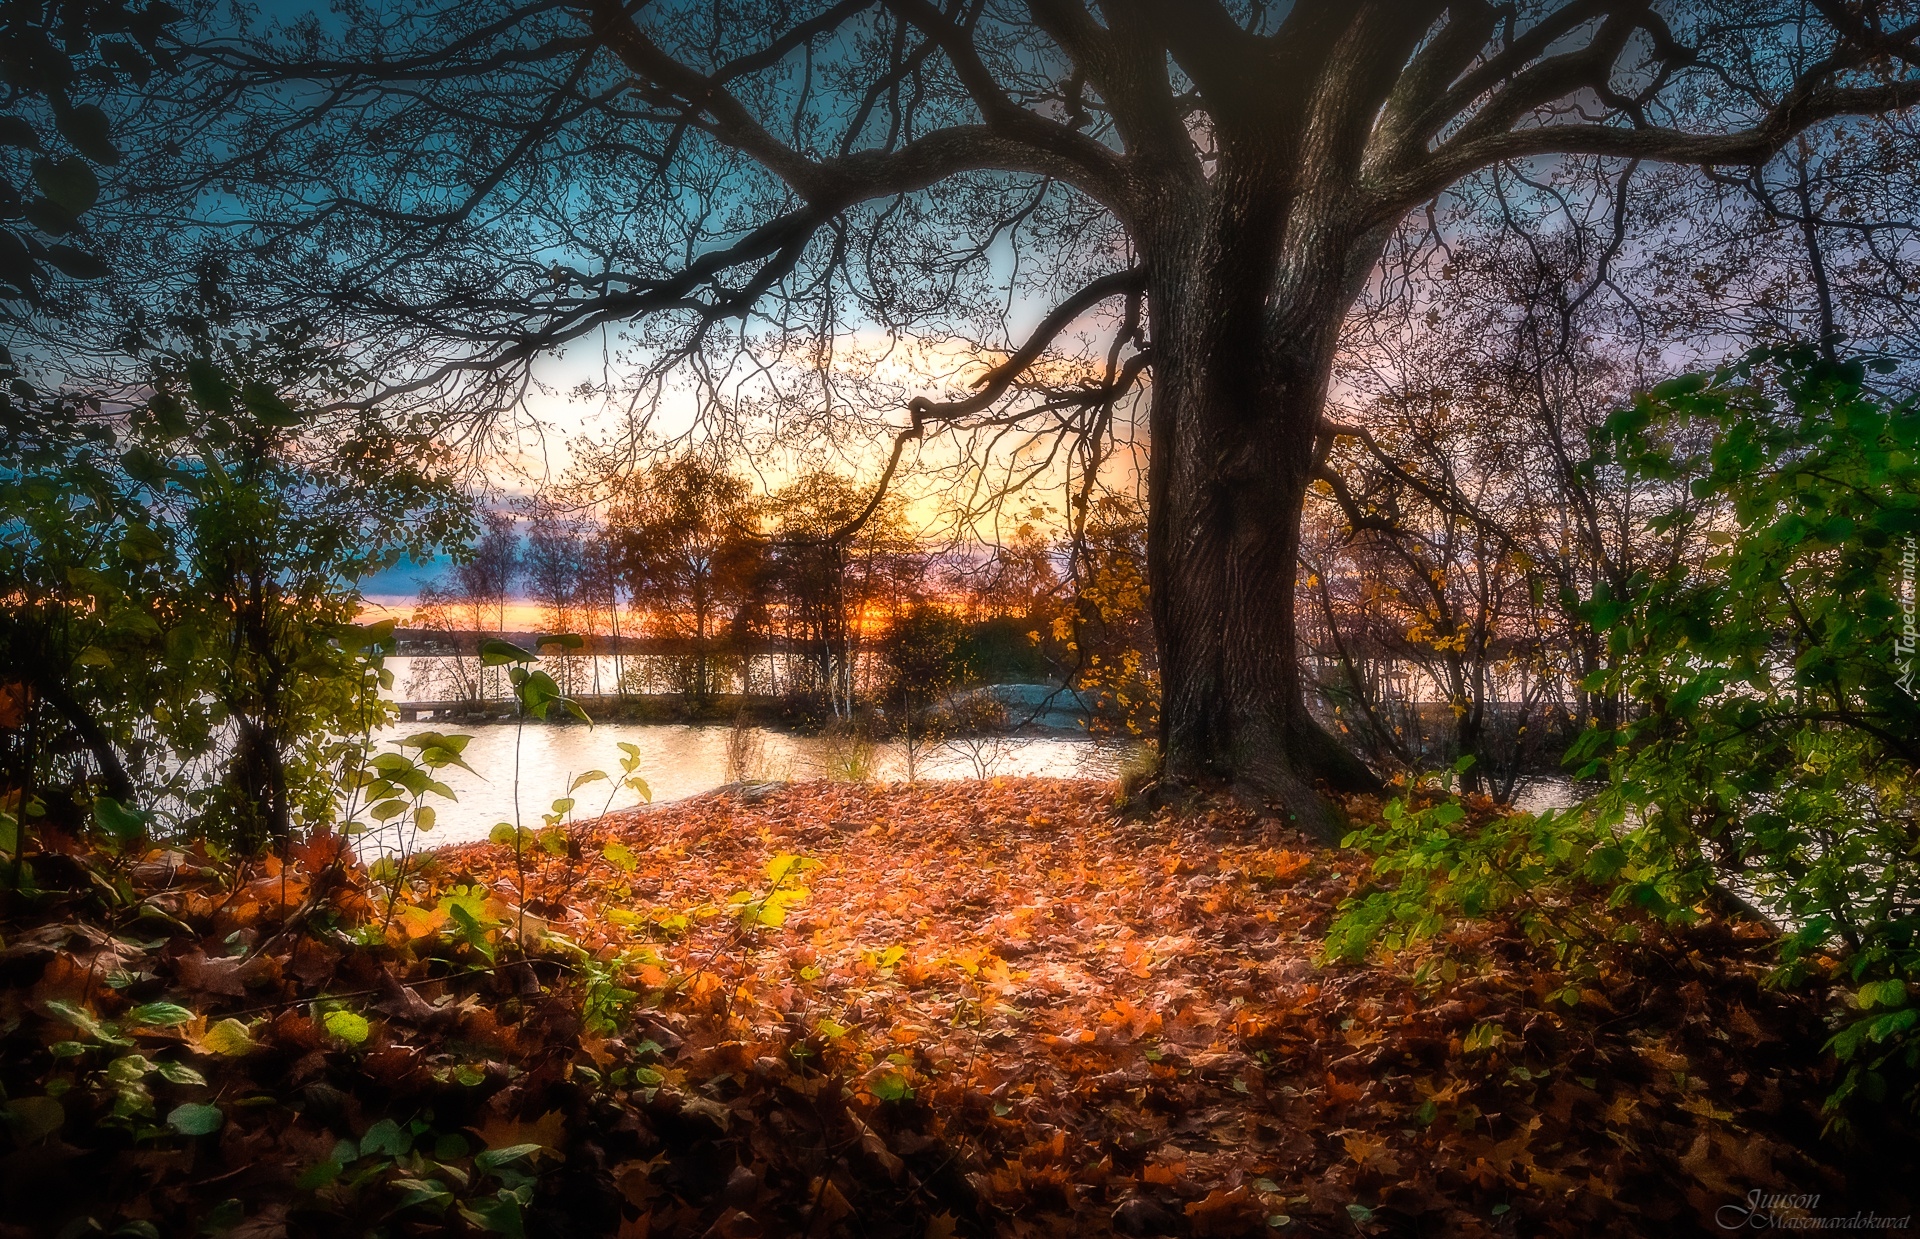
[2,779,1910,1237]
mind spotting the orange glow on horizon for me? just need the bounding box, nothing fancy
[356,595,970,635]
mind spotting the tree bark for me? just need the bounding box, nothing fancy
[230,716,290,852]
[1141,182,1386,837]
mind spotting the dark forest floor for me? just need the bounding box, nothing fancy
[1,779,1910,1237]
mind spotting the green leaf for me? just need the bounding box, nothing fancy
[1871,1008,1919,1042]
[402,730,476,773]
[475,1143,543,1174]
[239,380,300,428]
[352,618,399,653]
[44,999,128,1045]
[1858,979,1909,1010]
[1650,372,1709,400]
[869,1071,913,1102]
[765,853,819,885]
[116,520,167,562]
[152,1059,206,1085]
[295,1158,343,1190]
[106,1052,153,1084]
[32,156,98,214]
[360,1117,411,1158]
[446,901,497,963]
[460,1192,526,1238]
[166,1102,224,1136]
[56,104,119,164]
[517,670,563,718]
[324,1010,370,1045]
[480,638,536,666]
[23,197,79,235]
[393,1177,454,1210]
[0,229,41,295]
[185,358,234,415]
[93,795,149,845]
[126,1000,194,1028]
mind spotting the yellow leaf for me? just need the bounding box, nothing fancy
[324,1010,370,1044]
[197,1017,259,1057]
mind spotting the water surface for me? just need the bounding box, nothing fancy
[370,722,1135,849]
[360,714,1585,854]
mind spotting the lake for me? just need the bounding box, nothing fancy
[358,715,1588,854]
[369,722,1139,848]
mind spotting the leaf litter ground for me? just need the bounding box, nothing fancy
[1,778,1911,1237]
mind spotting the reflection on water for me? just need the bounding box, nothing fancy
[1509,777,1585,815]
[371,722,1136,848]
[360,713,1586,853]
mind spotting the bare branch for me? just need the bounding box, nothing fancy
[588,0,1129,208]
[1391,76,1920,209]
[907,266,1144,423]
[822,268,1146,543]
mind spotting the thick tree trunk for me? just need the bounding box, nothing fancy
[1142,193,1385,838]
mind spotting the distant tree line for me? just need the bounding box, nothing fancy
[406,458,1157,732]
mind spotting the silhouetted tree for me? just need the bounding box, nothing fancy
[608,458,762,702]
[108,2,1920,830]
[883,603,972,781]
[457,511,520,636]
[765,470,923,717]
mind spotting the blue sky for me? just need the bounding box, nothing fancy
[359,552,453,610]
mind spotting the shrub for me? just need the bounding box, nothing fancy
[1332,348,1920,1117]
[1573,346,1920,1112]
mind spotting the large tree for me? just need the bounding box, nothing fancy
[100,1,1920,830]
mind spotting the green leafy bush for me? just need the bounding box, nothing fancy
[1331,347,1920,1116]
[1324,760,1698,1003]
[2,320,469,852]
[1572,345,1920,1112]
